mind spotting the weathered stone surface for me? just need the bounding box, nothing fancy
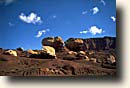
[25,46,56,59]
[42,46,56,57]
[90,58,97,63]
[65,37,116,51]
[84,56,90,61]
[67,51,77,55]
[4,50,17,57]
[42,37,54,47]
[76,51,86,57]
[83,37,116,50]
[107,55,116,64]
[27,49,39,55]
[42,36,64,52]
[65,38,84,51]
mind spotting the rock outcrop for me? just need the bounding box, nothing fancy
[42,46,56,57]
[106,55,116,64]
[65,38,85,51]
[65,37,116,51]
[83,37,116,50]
[42,36,64,52]
[25,46,56,59]
[4,50,17,56]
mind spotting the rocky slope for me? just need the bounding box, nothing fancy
[0,36,116,76]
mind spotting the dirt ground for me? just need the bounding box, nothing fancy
[0,49,116,76]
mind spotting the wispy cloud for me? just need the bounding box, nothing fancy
[79,30,88,34]
[19,12,42,24]
[100,0,106,6]
[0,0,16,6]
[35,29,50,38]
[82,6,99,15]
[82,10,87,15]
[91,7,99,14]
[110,16,116,22]
[80,26,104,35]
[52,15,57,19]
[8,22,14,27]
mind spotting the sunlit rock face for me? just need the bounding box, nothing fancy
[42,36,64,52]
[4,50,17,57]
[65,38,85,51]
[42,46,56,57]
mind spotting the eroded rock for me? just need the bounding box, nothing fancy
[42,36,64,52]
[4,50,17,57]
[65,38,85,51]
[42,46,56,57]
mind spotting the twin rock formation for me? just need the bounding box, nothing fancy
[42,36,116,52]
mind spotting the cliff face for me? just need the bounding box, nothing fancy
[65,37,116,51]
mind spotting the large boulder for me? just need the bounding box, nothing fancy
[106,55,116,64]
[25,49,39,57]
[42,37,54,47]
[42,46,56,57]
[54,36,64,51]
[26,46,56,59]
[90,58,97,63]
[42,36,64,52]
[76,51,86,57]
[4,50,17,56]
[65,38,85,51]
[67,51,77,55]
[26,49,39,54]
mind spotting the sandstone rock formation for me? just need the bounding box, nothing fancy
[27,49,39,55]
[4,50,17,56]
[42,46,56,57]
[77,51,86,56]
[83,37,116,50]
[67,51,77,55]
[106,55,116,64]
[42,37,54,46]
[90,58,97,63]
[65,37,116,51]
[42,36,64,52]
[84,56,90,61]
[25,49,39,58]
[65,38,85,51]
[25,46,56,59]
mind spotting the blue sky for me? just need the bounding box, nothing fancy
[0,0,116,50]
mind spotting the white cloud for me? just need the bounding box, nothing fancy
[80,26,104,35]
[19,12,42,24]
[91,7,99,14]
[100,0,106,6]
[79,30,88,34]
[82,7,99,15]
[35,29,50,38]
[89,26,103,35]
[110,16,116,22]
[82,11,87,15]
[0,0,16,6]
